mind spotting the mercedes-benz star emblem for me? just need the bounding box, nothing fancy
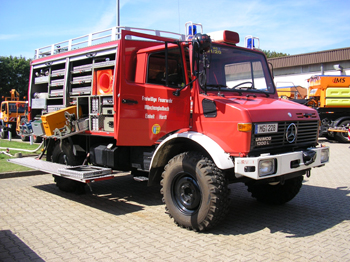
[286,123,297,143]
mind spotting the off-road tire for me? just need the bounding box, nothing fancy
[335,120,350,143]
[51,141,86,194]
[246,176,303,205]
[161,151,230,231]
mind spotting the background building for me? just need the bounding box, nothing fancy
[268,47,350,89]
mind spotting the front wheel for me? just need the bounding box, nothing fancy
[0,130,6,139]
[161,151,230,231]
[0,125,7,139]
[246,176,303,205]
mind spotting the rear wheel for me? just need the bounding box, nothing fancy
[161,151,230,231]
[51,141,85,194]
[246,176,303,205]
[335,120,350,143]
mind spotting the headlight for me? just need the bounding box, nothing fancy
[258,158,276,177]
[320,148,329,163]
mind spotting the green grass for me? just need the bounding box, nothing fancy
[0,140,43,173]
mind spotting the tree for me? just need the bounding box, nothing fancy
[262,50,289,59]
[0,56,31,101]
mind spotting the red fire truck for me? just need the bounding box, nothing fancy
[10,22,329,231]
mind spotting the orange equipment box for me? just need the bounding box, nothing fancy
[41,106,80,136]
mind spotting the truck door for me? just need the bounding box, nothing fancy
[1,103,8,120]
[116,43,190,146]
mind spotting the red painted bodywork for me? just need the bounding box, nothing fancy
[192,92,317,156]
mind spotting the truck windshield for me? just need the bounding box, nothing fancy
[203,44,275,94]
[9,103,27,113]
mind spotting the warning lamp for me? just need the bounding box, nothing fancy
[185,21,203,40]
[189,25,197,36]
[93,69,113,95]
[208,30,240,45]
[245,36,260,49]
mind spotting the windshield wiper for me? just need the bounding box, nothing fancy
[206,84,270,97]
[206,84,227,96]
[245,89,270,97]
[206,84,227,88]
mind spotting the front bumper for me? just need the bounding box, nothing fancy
[234,146,329,180]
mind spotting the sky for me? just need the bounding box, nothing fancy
[1,0,350,59]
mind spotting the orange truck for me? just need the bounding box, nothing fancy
[306,75,350,143]
[0,89,27,139]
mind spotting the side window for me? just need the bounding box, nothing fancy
[147,48,185,88]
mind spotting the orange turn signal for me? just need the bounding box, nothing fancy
[238,123,252,132]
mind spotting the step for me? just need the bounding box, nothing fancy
[8,157,114,183]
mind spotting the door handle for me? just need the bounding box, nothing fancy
[122,99,138,105]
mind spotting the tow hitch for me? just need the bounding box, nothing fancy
[303,150,317,165]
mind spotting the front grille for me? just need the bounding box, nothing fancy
[251,120,319,153]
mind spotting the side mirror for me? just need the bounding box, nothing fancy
[192,34,211,93]
[193,34,211,54]
[192,33,211,76]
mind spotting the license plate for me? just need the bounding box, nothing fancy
[255,123,278,134]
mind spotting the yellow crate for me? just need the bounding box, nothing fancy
[41,106,79,136]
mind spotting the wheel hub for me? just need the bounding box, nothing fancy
[173,176,201,212]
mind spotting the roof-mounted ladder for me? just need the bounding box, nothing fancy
[34,26,185,59]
